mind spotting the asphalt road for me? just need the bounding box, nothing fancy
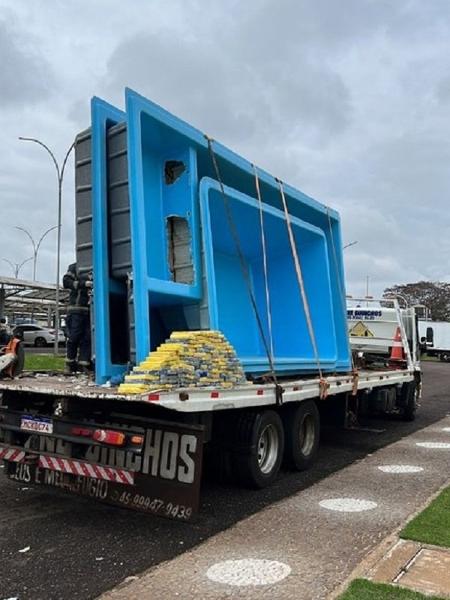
[0,362,449,600]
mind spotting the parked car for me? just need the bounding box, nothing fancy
[13,325,66,347]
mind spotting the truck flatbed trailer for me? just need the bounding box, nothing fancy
[0,360,420,522]
[0,367,416,410]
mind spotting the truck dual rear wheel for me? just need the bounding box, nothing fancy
[283,401,320,471]
[400,381,418,421]
[234,410,284,489]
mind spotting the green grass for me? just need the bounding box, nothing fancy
[401,486,450,548]
[338,579,445,600]
[420,354,440,362]
[24,353,65,372]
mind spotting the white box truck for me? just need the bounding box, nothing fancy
[419,320,450,361]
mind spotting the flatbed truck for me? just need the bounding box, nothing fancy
[0,90,422,521]
[0,302,421,521]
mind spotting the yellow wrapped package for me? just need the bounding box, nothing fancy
[119,330,246,395]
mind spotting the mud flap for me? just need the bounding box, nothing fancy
[5,421,204,522]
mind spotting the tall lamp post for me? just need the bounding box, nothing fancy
[15,225,58,281]
[2,256,33,279]
[343,240,358,250]
[19,137,75,356]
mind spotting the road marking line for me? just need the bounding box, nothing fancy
[206,559,291,586]
[416,442,450,449]
[319,498,377,512]
[378,465,423,473]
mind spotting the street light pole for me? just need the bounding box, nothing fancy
[15,225,58,281]
[2,256,33,279]
[19,137,75,356]
[343,240,358,250]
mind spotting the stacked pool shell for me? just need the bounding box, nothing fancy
[78,89,352,385]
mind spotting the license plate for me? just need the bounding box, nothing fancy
[20,416,53,434]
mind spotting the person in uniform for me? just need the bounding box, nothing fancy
[63,263,92,374]
[0,318,11,346]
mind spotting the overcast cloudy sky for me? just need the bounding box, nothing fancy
[1,0,449,297]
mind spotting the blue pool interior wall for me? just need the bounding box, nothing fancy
[200,179,337,373]
[127,111,203,360]
[127,100,208,359]
[91,97,129,383]
[125,88,351,373]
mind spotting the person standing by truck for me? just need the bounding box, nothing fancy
[63,263,92,374]
[0,318,11,346]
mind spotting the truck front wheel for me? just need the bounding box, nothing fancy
[234,410,284,489]
[283,401,320,471]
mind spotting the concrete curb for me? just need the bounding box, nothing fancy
[329,479,450,599]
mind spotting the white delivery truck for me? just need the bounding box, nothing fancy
[419,320,450,361]
[347,299,418,363]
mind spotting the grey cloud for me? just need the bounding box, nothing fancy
[104,8,353,149]
[67,98,91,128]
[333,134,450,210]
[100,0,450,299]
[435,74,450,105]
[2,0,450,298]
[0,20,53,108]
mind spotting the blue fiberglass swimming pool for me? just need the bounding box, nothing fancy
[80,89,351,383]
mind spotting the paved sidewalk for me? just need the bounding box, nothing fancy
[100,415,450,600]
[368,537,450,598]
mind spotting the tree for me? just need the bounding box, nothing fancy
[383,281,450,321]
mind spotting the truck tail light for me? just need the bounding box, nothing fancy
[93,429,125,446]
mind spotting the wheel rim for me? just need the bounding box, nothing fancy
[257,424,279,474]
[299,414,315,456]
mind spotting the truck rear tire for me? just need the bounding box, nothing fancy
[400,382,417,421]
[234,410,284,489]
[283,401,320,471]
